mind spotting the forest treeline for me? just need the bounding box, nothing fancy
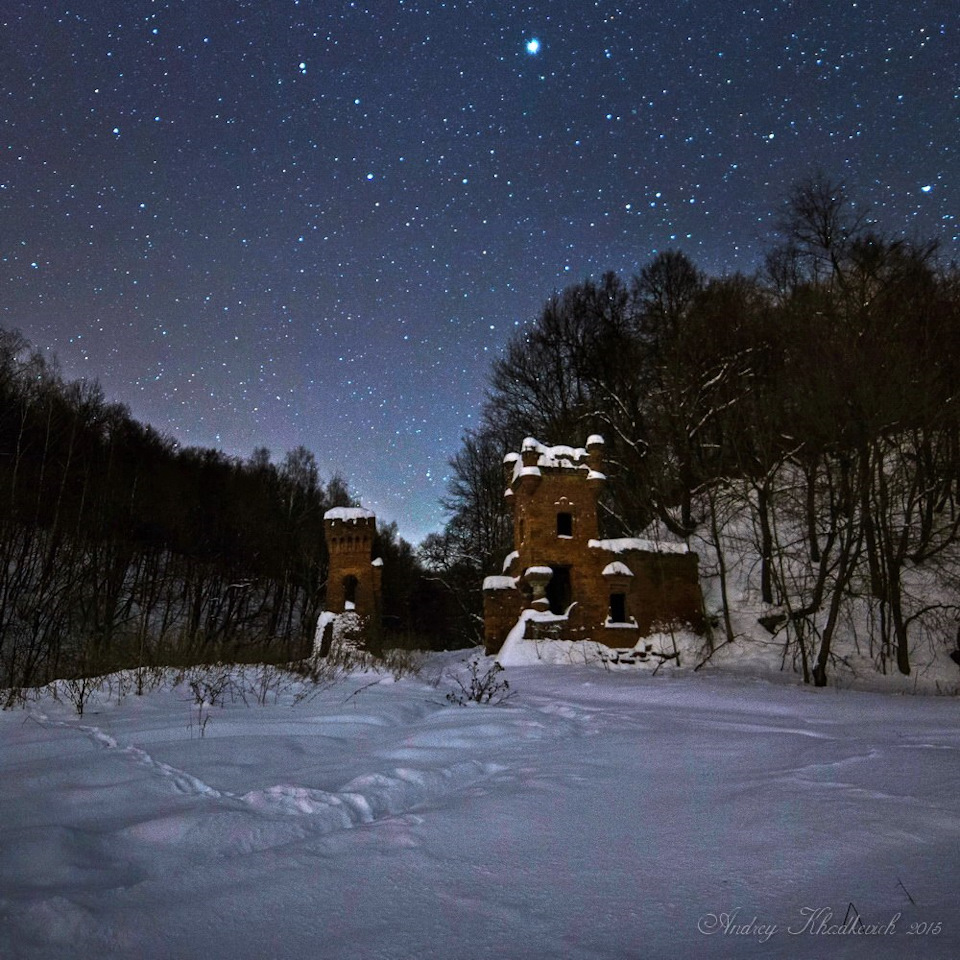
[5,173,958,691]
[0,338,449,692]
[433,176,960,684]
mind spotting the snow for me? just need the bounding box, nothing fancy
[311,610,338,657]
[2,657,958,959]
[540,444,583,462]
[323,507,375,522]
[496,608,570,664]
[509,438,599,484]
[590,536,691,555]
[602,560,634,577]
[676,482,960,694]
[481,575,516,591]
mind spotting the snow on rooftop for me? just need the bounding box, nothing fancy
[544,444,583,461]
[509,437,601,482]
[482,575,517,591]
[519,438,587,464]
[590,537,690,555]
[324,507,375,522]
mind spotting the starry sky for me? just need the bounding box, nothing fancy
[2,1,956,543]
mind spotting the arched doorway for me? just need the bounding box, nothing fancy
[342,574,359,606]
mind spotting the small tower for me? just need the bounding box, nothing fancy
[510,435,606,563]
[484,436,607,652]
[323,507,382,646]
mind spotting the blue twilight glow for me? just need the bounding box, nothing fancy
[0,1,954,543]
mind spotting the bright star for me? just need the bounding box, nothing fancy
[525,38,541,55]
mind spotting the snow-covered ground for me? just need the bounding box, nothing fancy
[2,656,958,960]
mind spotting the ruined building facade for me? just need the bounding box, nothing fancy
[483,436,703,655]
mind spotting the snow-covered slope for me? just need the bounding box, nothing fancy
[2,659,957,959]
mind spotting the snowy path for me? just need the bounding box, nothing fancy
[26,708,506,839]
[1,663,958,959]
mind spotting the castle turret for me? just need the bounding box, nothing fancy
[323,507,382,626]
[509,438,603,560]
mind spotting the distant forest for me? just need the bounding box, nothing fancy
[4,174,959,691]
[435,175,960,685]
[0,339,454,692]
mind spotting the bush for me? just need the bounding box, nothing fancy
[446,657,514,706]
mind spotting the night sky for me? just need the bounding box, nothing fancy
[2,1,956,542]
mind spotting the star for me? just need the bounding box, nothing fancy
[0,1,954,543]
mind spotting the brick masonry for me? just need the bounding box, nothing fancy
[483,436,704,655]
[323,508,383,647]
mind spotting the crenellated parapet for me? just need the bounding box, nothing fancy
[325,508,377,559]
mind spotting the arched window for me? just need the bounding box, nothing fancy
[343,575,359,605]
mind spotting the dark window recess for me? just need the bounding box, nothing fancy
[547,566,572,615]
[556,512,573,537]
[343,575,359,604]
[609,593,627,623]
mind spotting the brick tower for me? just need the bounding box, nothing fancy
[323,507,382,641]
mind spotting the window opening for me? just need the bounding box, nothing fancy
[609,593,627,623]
